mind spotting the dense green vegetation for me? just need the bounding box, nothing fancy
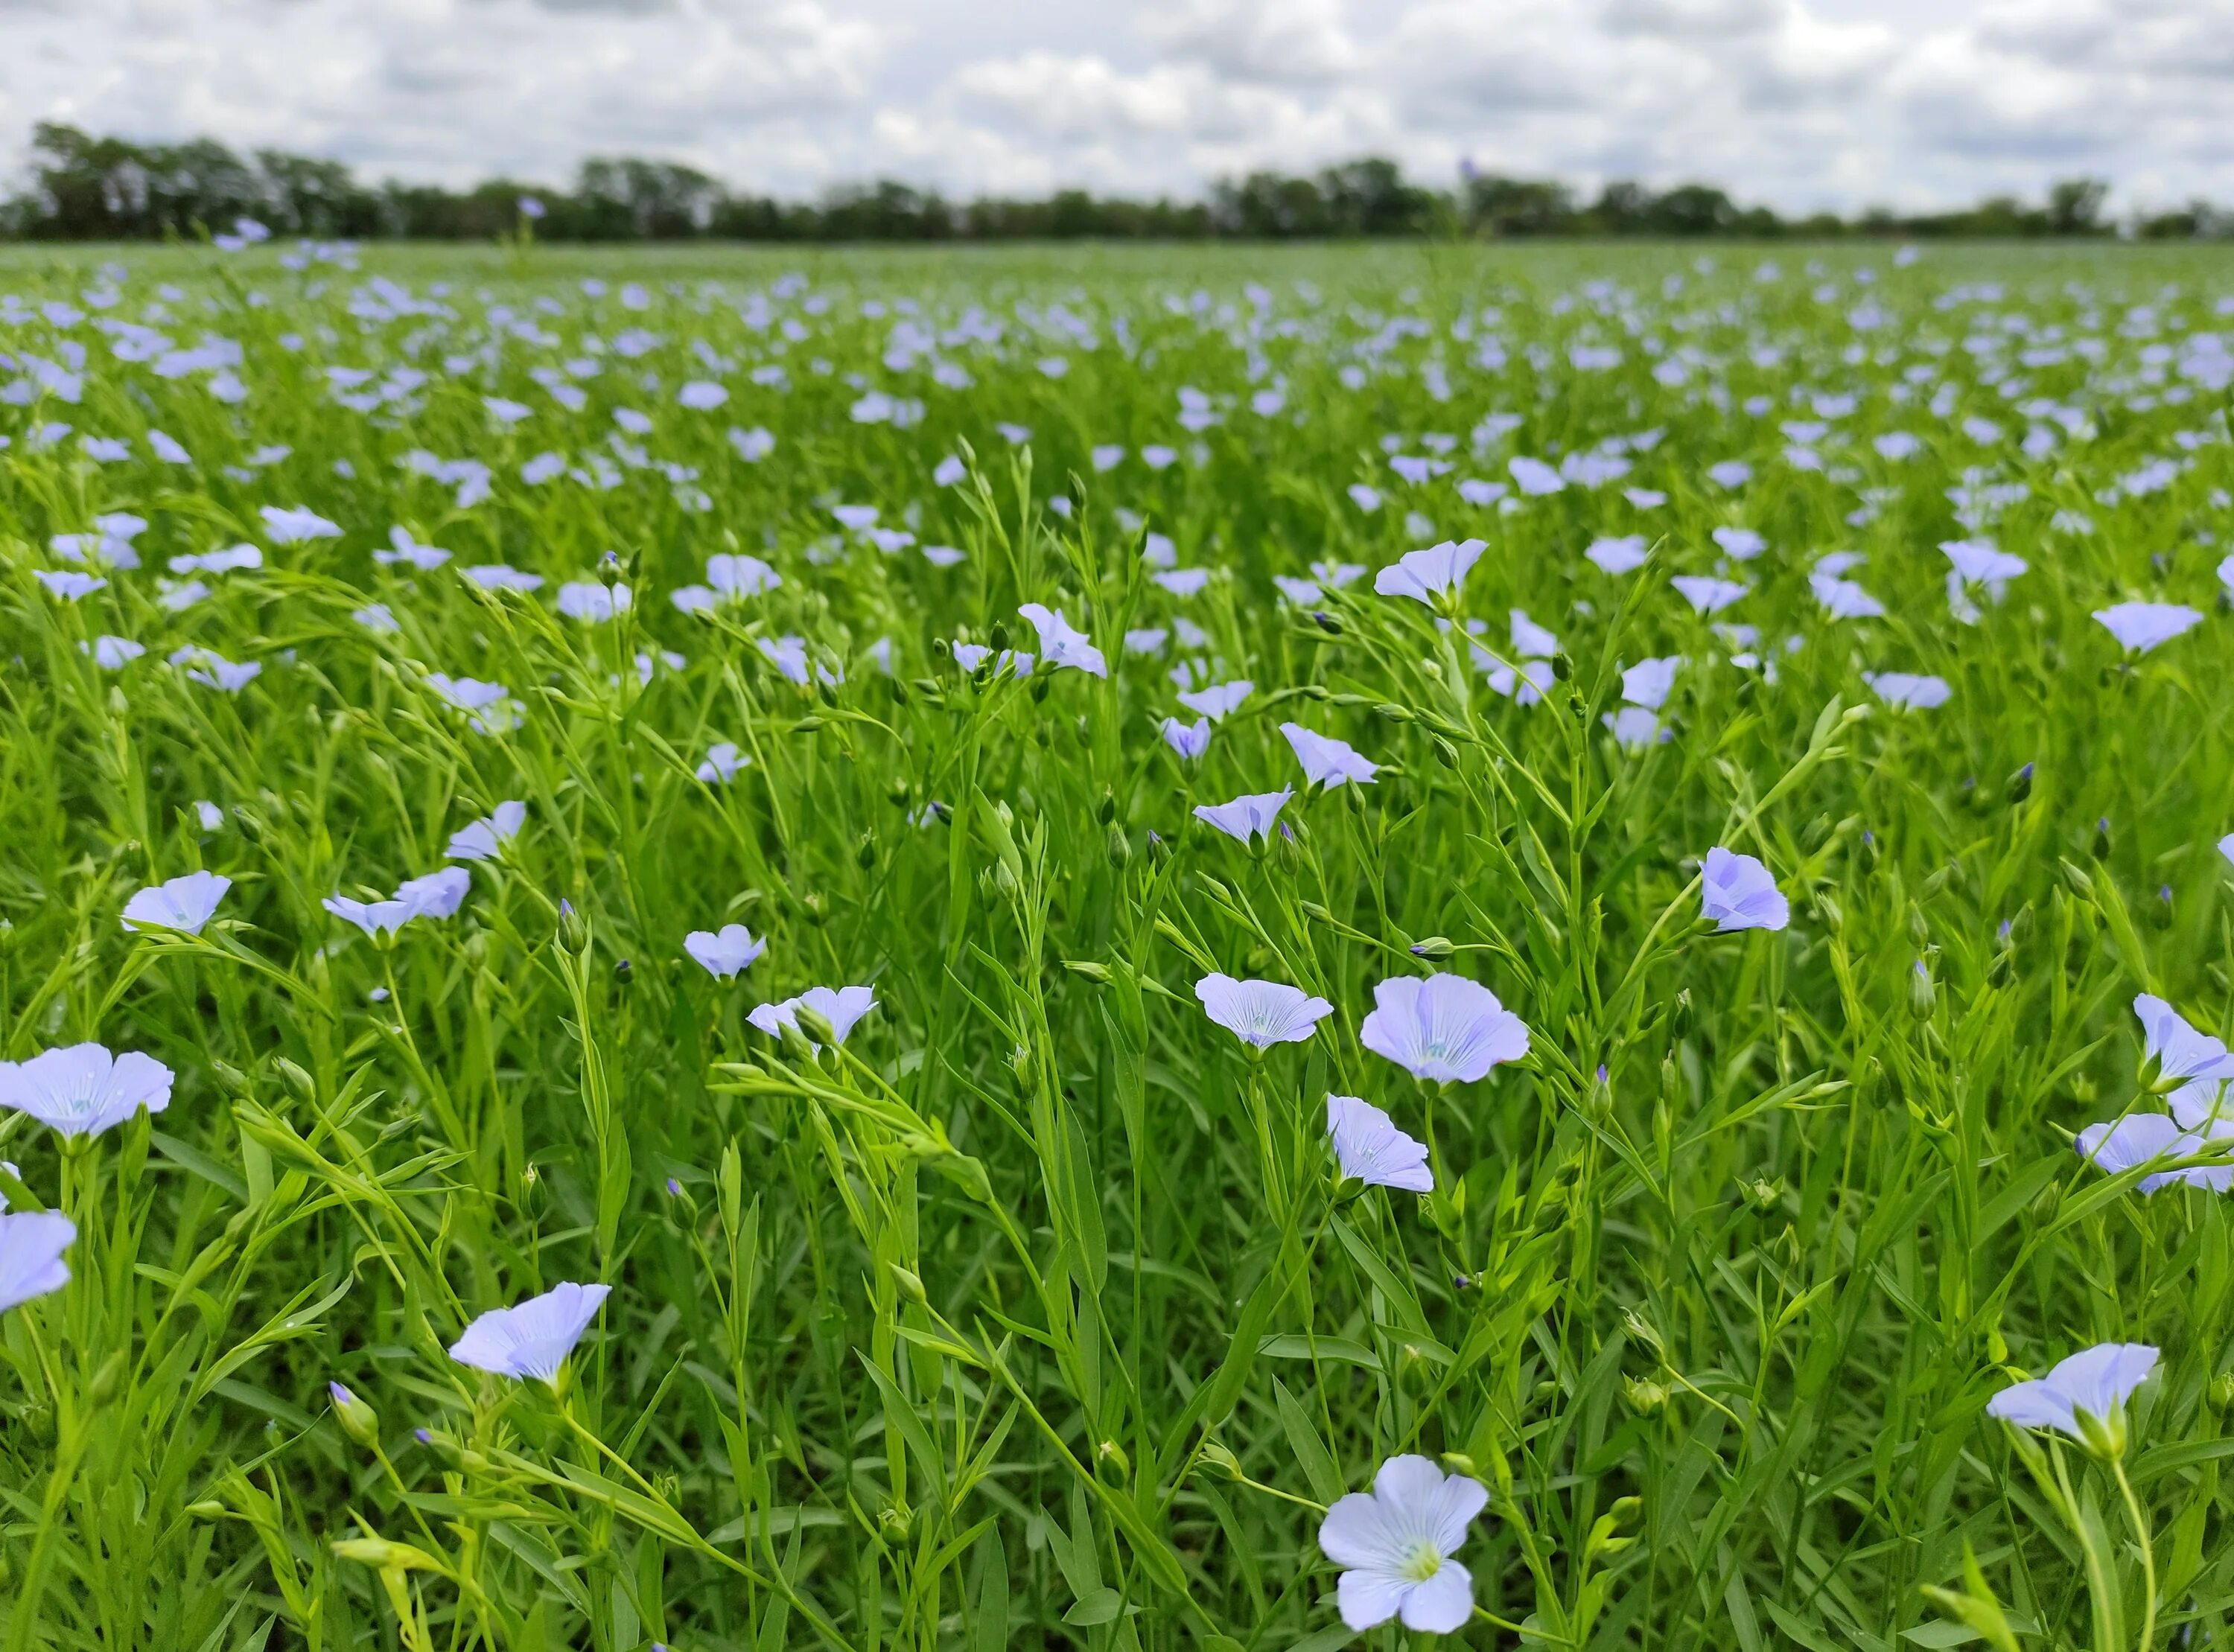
[0,240,2231,1651]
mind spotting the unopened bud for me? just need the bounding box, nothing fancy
[1410,935,1455,960]
[1095,1439,1131,1482]
[888,1264,926,1305]
[1909,959,1936,1021]
[330,1381,381,1447]
[2007,762,2034,806]
[87,1350,127,1408]
[275,1057,316,1103]
[1197,1440,1244,1482]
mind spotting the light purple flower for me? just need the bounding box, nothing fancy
[1941,539,2025,593]
[686,925,766,980]
[1986,1343,2159,1445]
[89,636,144,669]
[1318,1455,1486,1633]
[1712,526,1766,561]
[424,674,516,734]
[556,581,631,622]
[2133,993,2234,1126]
[171,648,261,692]
[378,526,450,570]
[0,1045,174,1138]
[749,985,879,1048]
[1701,847,1787,932]
[1327,1095,1433,1192]
[1604,705,1667,750]
[2094,602,2202,654]
[1177,680,1252,721]
[707,553,780,599]
[260,505,342,544]
[1194,975,1334,1048]
[1016,603,1107,677]
[1161,717,1212,760]
[1621,657,1681,710]
[395,867,470,919]
[1194,788,1291,844]
[1360,974,1529,1084]
[449,1281,611,1386]
[0,1212,75,1314]
[1812,574,1885,620]
[1672,575,1749,616]
[1282,723,1376,789]
[121,870,231,935]
[1586,535,1649,575]
[463,564,544,593]
[1373,539,1484,606]
[2075,1113,2230,1193]
[34,570,105,601]
[1864,672,1951,711]
[448,801,526,862]
[697,742,748,783]
[323,895,414,939]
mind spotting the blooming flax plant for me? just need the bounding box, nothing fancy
[0,240,2227,1652]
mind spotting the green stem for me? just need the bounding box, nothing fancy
[2113,1455,2157,1652]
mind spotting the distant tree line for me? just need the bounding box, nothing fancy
[4,123,2229,244]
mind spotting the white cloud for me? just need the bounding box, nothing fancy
[0,0,2226,212]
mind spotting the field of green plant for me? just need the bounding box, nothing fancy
[1,237,2232,1652]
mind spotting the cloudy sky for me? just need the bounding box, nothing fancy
[1,0,2229,213]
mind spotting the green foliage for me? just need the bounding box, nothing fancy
[0,239,2228,1652]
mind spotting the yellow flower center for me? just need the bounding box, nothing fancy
[1399,1542,1443,1584]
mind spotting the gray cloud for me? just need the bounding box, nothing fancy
[0,0,2224,211]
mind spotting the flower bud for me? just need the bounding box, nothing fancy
[2006,762,2034,806]
[1095,1439,1131,1483]
[1909,958,1936,1021]
[87,1349,127,1409]
[1197,1439,1244,1482]
[1410,935,1455,961]
[1107,825,1132,867]
[887,1264,926,1305]
[796,1007,838,1048]
[276,1057,317,1103]
[1061,960,1112,983]
[556,899,588,952]
[330,1381,381,1447]
[1398,1342,1435,1393]
[2091,817,2112,861]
